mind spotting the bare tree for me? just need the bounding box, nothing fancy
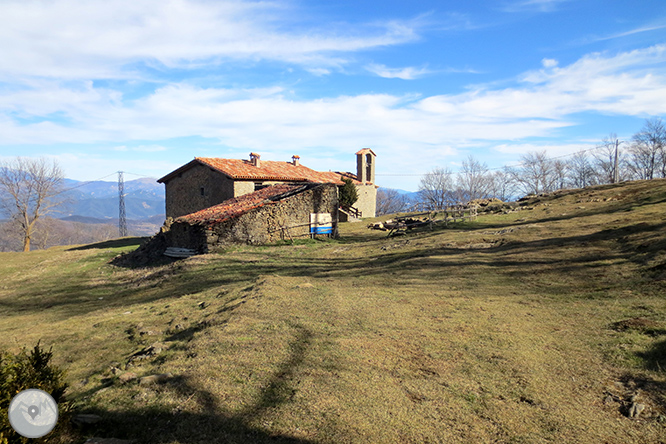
[593,134,628,184]
[489,170,516,201]
[628,118,666,180]
[0,220,23,252]
[376,188,409,216]
[34,217,53,250]
[552,159,569,191]
[567,151,596,188]
[0,217,119,252]
[34,217,117,249]
[592,133,619,183]
[418,167,455,210]
[0,157,65,251]
[507,151,556,196]
[456,155,492,202]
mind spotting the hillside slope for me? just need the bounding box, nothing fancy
[1,179,665,444]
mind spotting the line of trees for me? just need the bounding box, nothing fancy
[0,217,118,252]
[377,117,666,214]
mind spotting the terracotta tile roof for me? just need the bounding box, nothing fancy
[157,156,374,186]
[195,157,355,184]
[356,148,376,156]
[176,183,307,225]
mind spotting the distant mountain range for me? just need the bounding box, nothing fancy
[58,177,165,222]
[56,181,419,222]
[378,187,420,200]
[10,179,419,225]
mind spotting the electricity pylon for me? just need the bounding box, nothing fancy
[118,171,128,237]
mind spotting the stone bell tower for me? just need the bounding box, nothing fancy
[356,148,376,184]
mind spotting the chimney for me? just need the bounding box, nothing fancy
[250,152,261,168]
[292,155,300,166]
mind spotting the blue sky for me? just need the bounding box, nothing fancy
[1,0,665,191]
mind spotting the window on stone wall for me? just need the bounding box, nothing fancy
[200,187,205,196]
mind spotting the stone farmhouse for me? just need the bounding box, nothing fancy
[122,182,339,261]
[167,182,338,252]
[157,149,377,220]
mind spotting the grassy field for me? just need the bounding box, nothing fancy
[1,179,666,443]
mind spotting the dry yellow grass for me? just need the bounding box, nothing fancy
[1,179,665,443]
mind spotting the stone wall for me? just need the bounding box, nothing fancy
[167,221,208,252]
[164,163,235,218]
[167,183,338,252]
[233,181,254,197]
[354,184,377,218]
[233,180,304,197]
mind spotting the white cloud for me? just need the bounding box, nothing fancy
[0,0,420,80]
[3,46,666,142]
[365,64,431,80]
[519,45,666,115]
[2,46,665,148]
[135,145,168,153]
[47,152,180,182]
[306,68,332,76]
[541,58,558,68]
[1,44,665,189]
[582,22,666,44]
[493,142,591,157]
[502,0,570,13]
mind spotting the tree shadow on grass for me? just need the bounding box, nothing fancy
[241,322,312,421]
[81,324,317,444]
[68,237,149,251]
[4,217,664,322]
[636,338,666,374]
[86,408,315,444]
[612,339,666,417]
[617,371,666,417]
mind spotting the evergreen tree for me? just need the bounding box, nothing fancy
[339,177,358,208]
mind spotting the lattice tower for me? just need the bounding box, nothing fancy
[118,171,128,237]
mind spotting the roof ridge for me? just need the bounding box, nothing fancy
[160,156,365,185]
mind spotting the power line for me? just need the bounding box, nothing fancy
[54,171,157,197]
[123,171,157,178]
[375,143,617,177]
[54,172,118,196]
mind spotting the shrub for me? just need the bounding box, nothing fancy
[0,342,69,443]
[339,177,358,209]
